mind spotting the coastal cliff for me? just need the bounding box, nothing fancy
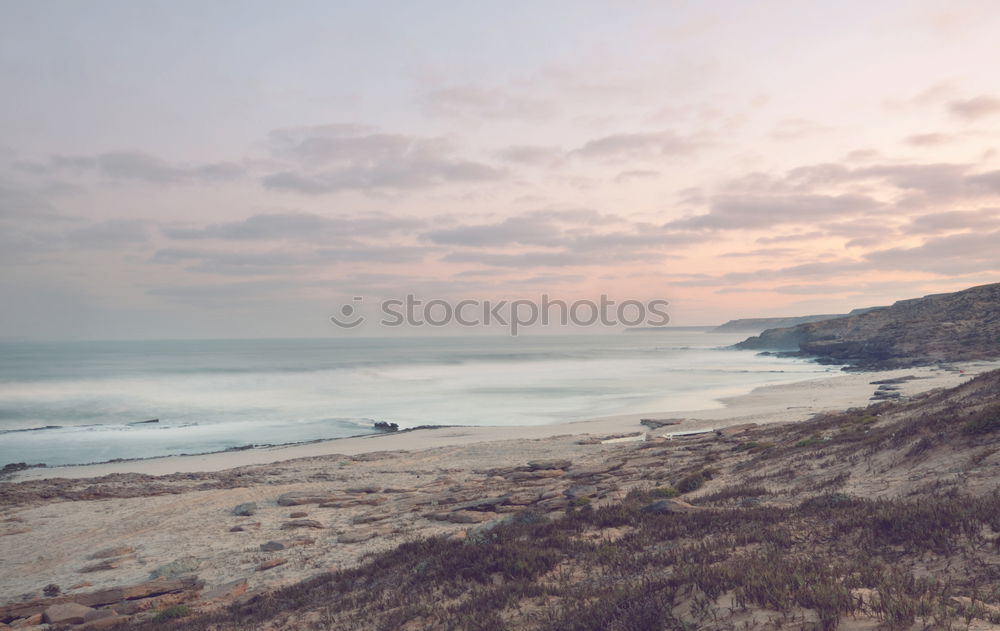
[736,282,1000,368]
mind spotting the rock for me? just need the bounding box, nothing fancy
[232,502,257,516]
[565,461,625,479]
[288,511,308,518]
[336,532,375,543]
[276,490,344,506]
[260,541,285,551]
[424,512,451,521]
[81,613,128,629]
[280,519,323,530]
[526,459,572,471]
[351,513,388,525]
[14,613,42,626]
[448,510,497,524]
[450,496,509,512]
[43,602,94,625]
[506,492,541,505]
[122,576,203,601]
[508,470,564,481]
[229,526,245,532]
[200,579,248,602]
[83,608,118,623]
[640,418,682,429]
[150,556,200,579]
[256,558,287,572]
[563,485,598,499]
[714,424,758,437]
[79,558,126,573]
[88,546,135,560]
[345,485,380,494]
[641,499,702,514]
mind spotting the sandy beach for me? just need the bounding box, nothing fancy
[11,360,997,482]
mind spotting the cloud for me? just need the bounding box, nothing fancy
[262,125,505,194]
[965,170,1000,194]
[147,280,290,303]
[23,151,244,184]
[67,219,151,247]
[903,208,1000,234]
[151,244,427,275]
[573,130,698,160]
[163,211,422,242]
[904,133,954,146]
[948,95,1000,121]
[720,248,798,258]
[770,118,832,141]
[422,86,552,121]
[864,230,1000,274]
[614,169,660,183]
[425,215,562,247]
[424,209,622,248]
[666,193,879,230]
[495,145,564,165]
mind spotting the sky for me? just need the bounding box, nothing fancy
[2,0,1000,339]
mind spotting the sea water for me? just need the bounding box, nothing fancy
[0,332,839,466]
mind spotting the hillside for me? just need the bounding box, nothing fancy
[736,282,1000,368]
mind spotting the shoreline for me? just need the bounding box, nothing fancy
[11,360,998,482]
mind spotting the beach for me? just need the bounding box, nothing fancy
[10,360,994,482]
[3,359,997,609]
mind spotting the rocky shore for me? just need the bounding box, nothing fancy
[736,282,1000,369]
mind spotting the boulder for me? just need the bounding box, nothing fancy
[43,602,94,625]
[232,502,257,516]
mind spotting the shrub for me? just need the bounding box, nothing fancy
[152,605,192,622]
[962,403,1000,435]
[677,472,706,494]
[650,486,679,498]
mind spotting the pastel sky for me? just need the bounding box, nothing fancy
[2,0,1000,339]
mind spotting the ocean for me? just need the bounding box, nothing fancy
[0,332,839,466]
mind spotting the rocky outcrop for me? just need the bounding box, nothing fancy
[735,282,1000,368]
[0,576,203,626]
